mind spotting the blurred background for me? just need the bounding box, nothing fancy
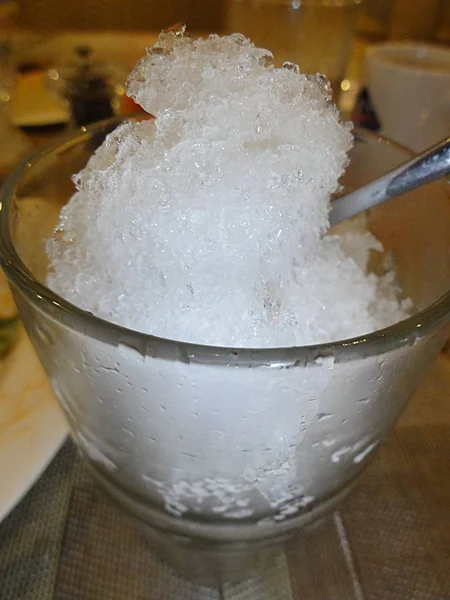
[2,0,449,42]
[11,0,226,32]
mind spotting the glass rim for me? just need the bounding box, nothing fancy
[0,117,449,367]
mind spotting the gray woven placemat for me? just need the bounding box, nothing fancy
[0,442,77,600]
[1,356,449,600]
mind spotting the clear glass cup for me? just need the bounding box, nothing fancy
[225,0,363,99]
[0,119,449,585]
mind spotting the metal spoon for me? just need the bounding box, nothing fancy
[329,137,450,227]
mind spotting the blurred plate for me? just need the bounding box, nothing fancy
[11,70,70,127]
[0,271,67,523]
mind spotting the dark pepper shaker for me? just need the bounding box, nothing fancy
[65,46,116,128]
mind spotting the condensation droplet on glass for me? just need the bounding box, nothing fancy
[356,397,371,405]
[317,412,333,421]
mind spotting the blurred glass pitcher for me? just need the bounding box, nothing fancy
[226,0,363,99]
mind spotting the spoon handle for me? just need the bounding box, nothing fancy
[329,137,450,227]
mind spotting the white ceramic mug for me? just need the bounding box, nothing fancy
[366,42,450,153]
